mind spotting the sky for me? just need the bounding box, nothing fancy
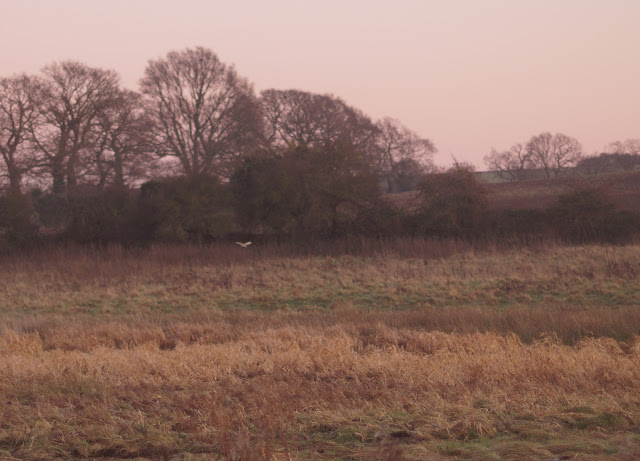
[2,0,639,168]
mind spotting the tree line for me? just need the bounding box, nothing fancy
[0,47,435,195]
[1,47,638,248]
[484,134,640,181]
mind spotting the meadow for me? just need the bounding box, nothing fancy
[389,170,640,213]
[1,241,640,460]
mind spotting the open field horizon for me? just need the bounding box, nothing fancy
[2,1,639,457]
[388,170,640,214]
[1,242,640,459]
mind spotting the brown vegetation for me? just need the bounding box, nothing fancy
[1,243,640,459]
[388,170,640,214]
[487,171,640,212]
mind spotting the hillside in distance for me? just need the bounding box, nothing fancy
[388,170,640,213]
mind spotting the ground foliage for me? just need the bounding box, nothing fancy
[1,242,640,460]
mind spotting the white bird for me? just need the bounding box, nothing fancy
[235,241,252,248]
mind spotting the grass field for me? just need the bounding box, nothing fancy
[388,170,640,213]
[1,242,640,460]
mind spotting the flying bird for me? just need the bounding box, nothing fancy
[235,241,252,248]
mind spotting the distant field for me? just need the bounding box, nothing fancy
[388,171,640,213]
[487,171,640,212]
[1,243,640,460]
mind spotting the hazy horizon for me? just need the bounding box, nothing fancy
[3,0,639,168]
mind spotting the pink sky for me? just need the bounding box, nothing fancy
[2,0,639,168]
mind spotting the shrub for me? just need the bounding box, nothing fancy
[137,176,233,243]
[63,186,137,244]
[415,164,489,238]
[488,209,552,245]
[0,190,38,247]
[230,153,306,236]
[549,185,638,243]
[230,145,381,240]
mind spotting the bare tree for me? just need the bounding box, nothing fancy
[0,75,41,193]
[483,143,532,181]
[374,117,436,191]
[261,89,378,152]
[607,139,640,171]
[526,132,582,178]
[608,138,640,156]
[30,61,121,194]
[140,47,262,180]
[89,89,154,188]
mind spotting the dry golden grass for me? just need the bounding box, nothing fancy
[1,242,640,459]
[2,322,640,460]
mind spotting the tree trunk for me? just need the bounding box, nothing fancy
[113,149,125,189]
[8,169,22,194]
[66,151,78,188]
[52,157,66,195]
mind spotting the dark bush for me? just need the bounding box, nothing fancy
[63,186,137,244]
[31,188,69,231]
[137,176,233,243]
[230,153,307,236]
[488,209,552,245]
[415,164,489,238]
[549,185,638,243]
[344,199,405,238]
[0,190,39,247]
[230,144,381,240]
